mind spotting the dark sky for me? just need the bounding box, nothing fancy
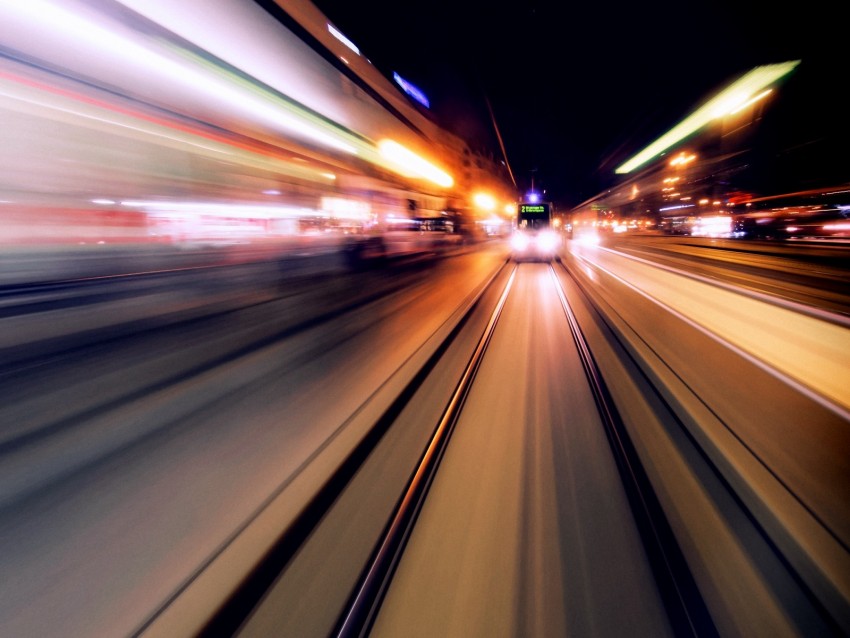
[311,0,846,208]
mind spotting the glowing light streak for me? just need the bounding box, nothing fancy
[378,140,453,187]
[473,193,496,210]
[327,24,360,55]
[1,0,358,154]
[393,72,430,108]
[669,152,696,167]
[0,82,232,156]
[615,60,800,174]
[0,74,342,186]
[120,200,323,219]
[729,88,773,114]
[321,197,371,220]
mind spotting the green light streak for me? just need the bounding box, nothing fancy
[615,60,800,174]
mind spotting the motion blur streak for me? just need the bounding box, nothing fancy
[0,0,513,251]
[2,0,845,636]
[615,60,800,173]
[571,244,850,417]
[378,140,454,188]
[1,0,360,154]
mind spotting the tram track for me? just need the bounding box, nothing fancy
[130,248,846,636]
[136,257,516,638]
[333,267,518,637]
[549,263,715,637]
[555,251,849,635]
[151,258,719,637]
[331,262,715,637]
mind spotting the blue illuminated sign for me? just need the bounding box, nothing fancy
[393,72,430,108]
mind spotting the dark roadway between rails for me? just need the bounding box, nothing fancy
[0,235,848,637]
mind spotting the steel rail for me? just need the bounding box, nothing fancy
[549,263,718,637]
[153,261,514,637]
[333,266,518,638]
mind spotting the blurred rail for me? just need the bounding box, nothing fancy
[559,240,850,633]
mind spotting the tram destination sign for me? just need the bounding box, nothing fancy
[519,203,550,215]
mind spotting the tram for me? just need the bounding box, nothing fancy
[510,201,560,260]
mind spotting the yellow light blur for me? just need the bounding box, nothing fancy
[729,88,773,115]
[669,152,696,167]
[378,140,454,187]
[503,203,515,215]
[473,193,496,210]
[615,60,800,173]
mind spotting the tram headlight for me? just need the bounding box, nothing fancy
[511,232,530,251]
[537,230,558,252]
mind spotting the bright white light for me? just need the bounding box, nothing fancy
[91,198,116,205]
[537,230,559,251]
[321,197,371,221]
[693,216,732,237]
[327,24,360,55]
[575,232,600,247]
[120,200,321,219]
[511,233,530,251]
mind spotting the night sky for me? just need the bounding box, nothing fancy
[311,0,846,208]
